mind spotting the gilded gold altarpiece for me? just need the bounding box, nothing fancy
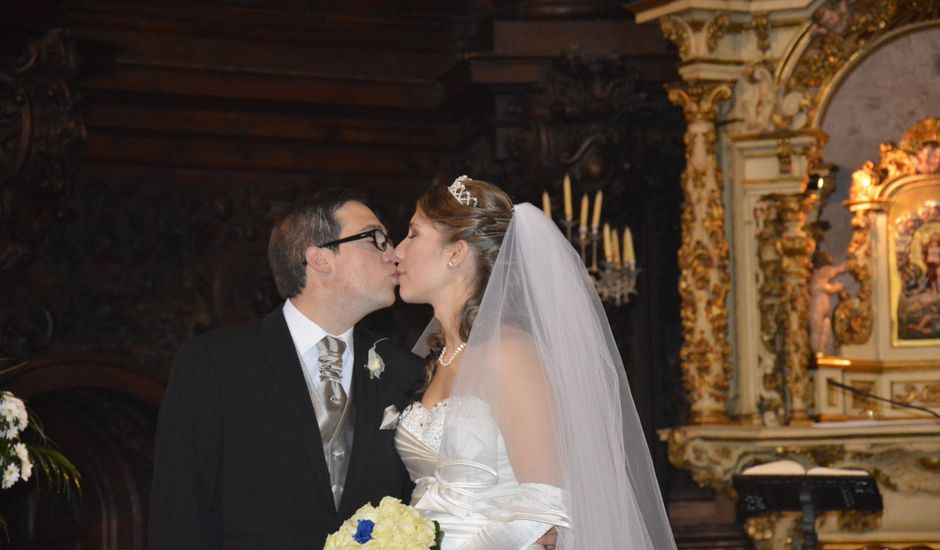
[633,0,940,547]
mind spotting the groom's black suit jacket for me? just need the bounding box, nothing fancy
[149,305,425,550]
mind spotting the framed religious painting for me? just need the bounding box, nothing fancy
[888,161,940,346]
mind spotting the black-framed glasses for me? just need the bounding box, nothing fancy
[303,229,391,266]
[315,229,391,254]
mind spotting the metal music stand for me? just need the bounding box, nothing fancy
[733,474,883,550]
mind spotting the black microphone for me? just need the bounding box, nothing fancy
[825,379,940,421]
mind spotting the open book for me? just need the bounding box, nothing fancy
[742,459,870,477]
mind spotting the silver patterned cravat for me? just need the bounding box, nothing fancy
[315,335,347,444]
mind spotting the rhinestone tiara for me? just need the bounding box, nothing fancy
[448,175,478,207]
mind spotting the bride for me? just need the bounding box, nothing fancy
[392,176,676,549]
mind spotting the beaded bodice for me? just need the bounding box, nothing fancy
[398,400,448,452]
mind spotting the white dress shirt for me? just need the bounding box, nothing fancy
[282,298,355,396]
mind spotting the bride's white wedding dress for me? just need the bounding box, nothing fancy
[399,202,676,549]
[395,398,566,550]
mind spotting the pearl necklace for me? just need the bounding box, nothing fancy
[438,342,467,367]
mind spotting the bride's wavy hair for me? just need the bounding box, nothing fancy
[418,177,513,384]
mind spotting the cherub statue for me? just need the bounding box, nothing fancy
[914,142,940,175]
[810,251,846,355]
[740,63,776,132]
[811,0,851,37]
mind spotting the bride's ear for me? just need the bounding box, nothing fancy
[446,240,471,269]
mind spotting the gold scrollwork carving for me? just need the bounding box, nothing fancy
[705,12,729,53]
[744,513,777,544]
[894,382,940,406]
[776,139,793,175]
[744,513,788,550]
[756,199,786,424]
[781,0,940,128]
[659,16,691,60]
[900,117,940,175]
[806,132,830,176]
[793,0,898,90]
[900,117,940,156]
[755,192,819,424]
[847,119,940,205]
[773,444,847,468]
[865,449,940,495]
[669,81,734,424]
[837,510,882,533]
[662,428,773,489]
[777,193,818,423]
[748,12,772,53]
[833,208,874,345]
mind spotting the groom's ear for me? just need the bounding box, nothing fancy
[305,246,333,274]
[447,240,471,268]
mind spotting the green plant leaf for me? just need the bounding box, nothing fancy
[27,444,81,497]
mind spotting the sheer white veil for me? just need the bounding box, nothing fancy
[412,202,676,549]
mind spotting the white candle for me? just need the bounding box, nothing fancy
[563,174,573,221]
[580,194,589,231]
[542,191,552,218]
[603,223,611,262]
[612,229,621,267]
[592,191,603,230]
[623,227,635,266]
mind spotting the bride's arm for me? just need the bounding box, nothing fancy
[456,331,566,550]
[496,331,563,487]
[455,517,553,550]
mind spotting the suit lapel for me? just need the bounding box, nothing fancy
[339,327,381,512]
[261,307,335,508]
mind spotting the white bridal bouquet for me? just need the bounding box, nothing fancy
[324,496,442,550]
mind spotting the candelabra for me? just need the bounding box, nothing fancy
[543,175,638,305]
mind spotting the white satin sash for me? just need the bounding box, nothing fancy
[396,422,570,526]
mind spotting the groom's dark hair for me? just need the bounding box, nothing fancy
[268,187,374,299]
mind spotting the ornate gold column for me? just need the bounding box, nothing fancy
[755,198,786,424]
[775,192,818,424]
[755,191,820,425]
[668,81,733,424]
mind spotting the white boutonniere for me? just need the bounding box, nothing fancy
[363,338,389,379]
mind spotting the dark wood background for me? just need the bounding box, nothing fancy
[1,1,749,547]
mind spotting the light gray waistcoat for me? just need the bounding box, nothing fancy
[299,354,355,510]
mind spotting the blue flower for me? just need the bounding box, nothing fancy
[353,519,375,544]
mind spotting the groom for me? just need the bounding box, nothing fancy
[149,189,425,549]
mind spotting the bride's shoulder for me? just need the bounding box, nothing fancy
[491,326,553,418]
[496,325,536,353]
[494,326,544,380]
